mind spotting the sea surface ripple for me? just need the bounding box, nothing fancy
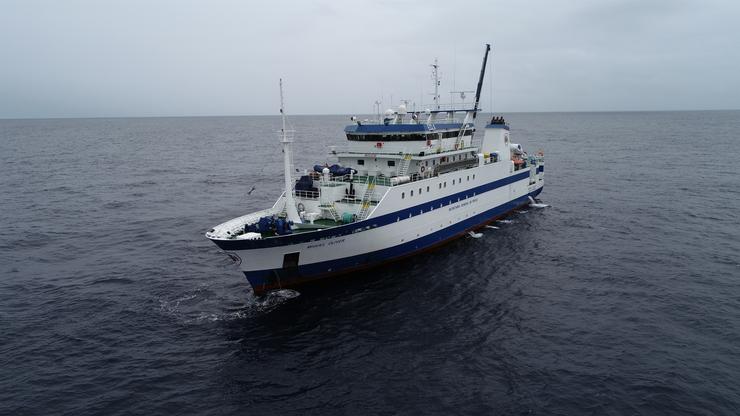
[1,111,739,415]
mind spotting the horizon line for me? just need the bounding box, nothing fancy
[1,108,738,121]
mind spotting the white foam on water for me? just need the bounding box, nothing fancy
[496,219,514,224]
[160,286,300,324]
[468,231,483,239]
[485,225,500,229]
[528,196,550,208]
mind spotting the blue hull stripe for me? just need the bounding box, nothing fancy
[213,170,534,250]
[484,124,511,131]
[244,187,543,292]
[344,123,469,134]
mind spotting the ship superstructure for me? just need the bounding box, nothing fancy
[206,44,545,294]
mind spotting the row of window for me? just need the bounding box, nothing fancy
[357,159,396,167]
[357,153,471,168]
[346,130,474,141]
[401,174,476,199]
[395,192,479,221]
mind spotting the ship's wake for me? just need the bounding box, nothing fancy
[159,286,300,324]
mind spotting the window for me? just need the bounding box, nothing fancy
[444,182,447,188]
[402,192,405,199]
[425,161,429,166]
[438,183,442,189]
[357,159,364,165]
[426,186,430,192]
[467,175,470,181]
[453,179,456,185]
[433,159,436,165]
[419,188,422,194]
[387,160,395,167]
[411,190,414,196]
[473,174,476,180]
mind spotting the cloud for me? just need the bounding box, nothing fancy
[0,0,738,118]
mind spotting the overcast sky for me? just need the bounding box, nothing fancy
[1,0,739,118]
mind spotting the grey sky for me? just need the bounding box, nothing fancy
[1,0,739,118]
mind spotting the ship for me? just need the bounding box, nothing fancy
[205,44,545,295]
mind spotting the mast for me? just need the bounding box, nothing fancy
[279,79,302,224]
[472,43,491,119]
[431,58,440,110]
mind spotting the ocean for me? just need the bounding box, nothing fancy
[1,111,739,415]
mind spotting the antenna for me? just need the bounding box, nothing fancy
[280,79,287,134]
[430,58,440,110]
[450,90,474,108]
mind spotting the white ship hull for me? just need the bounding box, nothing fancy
[211,161,544,294]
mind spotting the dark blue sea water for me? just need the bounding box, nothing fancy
[1,111,739,415]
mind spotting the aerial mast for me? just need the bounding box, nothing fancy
[431,58,440,110]
[279,79,302,224]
